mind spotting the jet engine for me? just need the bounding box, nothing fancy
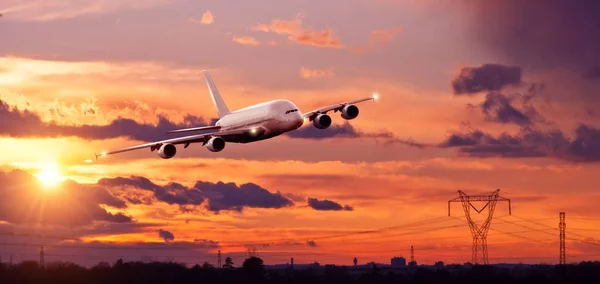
[158,143,177,159]
[341,104,359,120]
[206,137,226,152]
[312,114,332,129]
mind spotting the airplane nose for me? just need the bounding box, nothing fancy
[295,113,304,128]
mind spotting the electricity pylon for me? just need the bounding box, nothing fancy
[448,189,511,265]
[559,212,566,265]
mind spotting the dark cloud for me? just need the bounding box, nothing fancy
[157,229,175,242]
[0,170,132,227]
[307,198,353,211]
[286,122,392,140]
[283,192,306,202]
[0,99,215,142]
[451,64,522,95]
[100,176,294,213]
[0,99,406,146]
[98,177,206,206]
[440,124,600,162]
[306,240,317,247]
[477,92,539,125]
[194,181,294,212]
[463,0,600,72]
[193,239,220,247]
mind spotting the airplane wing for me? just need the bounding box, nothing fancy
[301,94,379,121]
[95,128,251,159]
[166,125,221,134]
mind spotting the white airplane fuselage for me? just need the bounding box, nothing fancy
[95,70,376,159]
[215,99,304,143]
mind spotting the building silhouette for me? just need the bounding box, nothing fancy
[391,256,406,268]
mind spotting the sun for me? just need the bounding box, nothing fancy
[35,162,63,188]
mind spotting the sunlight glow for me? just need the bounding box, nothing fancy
[35,161,63,188]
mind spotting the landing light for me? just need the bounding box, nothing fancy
[372,93,380,101]
[249,128,258,135]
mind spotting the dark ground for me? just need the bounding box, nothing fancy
[1,257,599,284]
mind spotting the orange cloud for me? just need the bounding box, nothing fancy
[189,10,213,25]
[252,15,344,48]
[232,36,261,46]
[300,67,335,78]
[346,27,402,54]
[370,27,403,46]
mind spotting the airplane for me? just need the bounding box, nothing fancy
[96,70,379,159]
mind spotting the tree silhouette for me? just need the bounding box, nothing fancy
[1,258,600,284]
[202,261,214,269]
[223,257,234,268]
[242,256,265,280]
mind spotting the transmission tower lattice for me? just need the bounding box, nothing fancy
[448,189,511,265]
[559,212,566,265]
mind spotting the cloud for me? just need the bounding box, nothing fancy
[0,0,172,22]
[462,0,600,72]
[232,36,261,46]
[299,67,335,78]
[294,30,344,48]
[189,10,213,25]
[440,124,600,162]
[0,99,216,142]
[451,64,522,95]
[193,239,219,247]
[286,122,392,140]
[157,229,174,242]
[307,198,353,211]
[477,92,539,126]
[99,176,294,213]
[370,27,402,46]
[252,15,344,48]
[283,192,306,202]
[306,240,317,247]
[98,176,206,206]
[194,181,294,212]
[0,170,132,227]
[0,98,411,148]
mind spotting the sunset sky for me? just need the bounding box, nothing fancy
[1,0,600,267]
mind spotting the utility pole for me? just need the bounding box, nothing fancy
[449,189,511,265]
[218,250,222,268]
[559,212,566,265]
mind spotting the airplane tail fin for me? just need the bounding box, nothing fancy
[203,70,230,118]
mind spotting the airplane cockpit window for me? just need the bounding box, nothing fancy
[285,109,299,114]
